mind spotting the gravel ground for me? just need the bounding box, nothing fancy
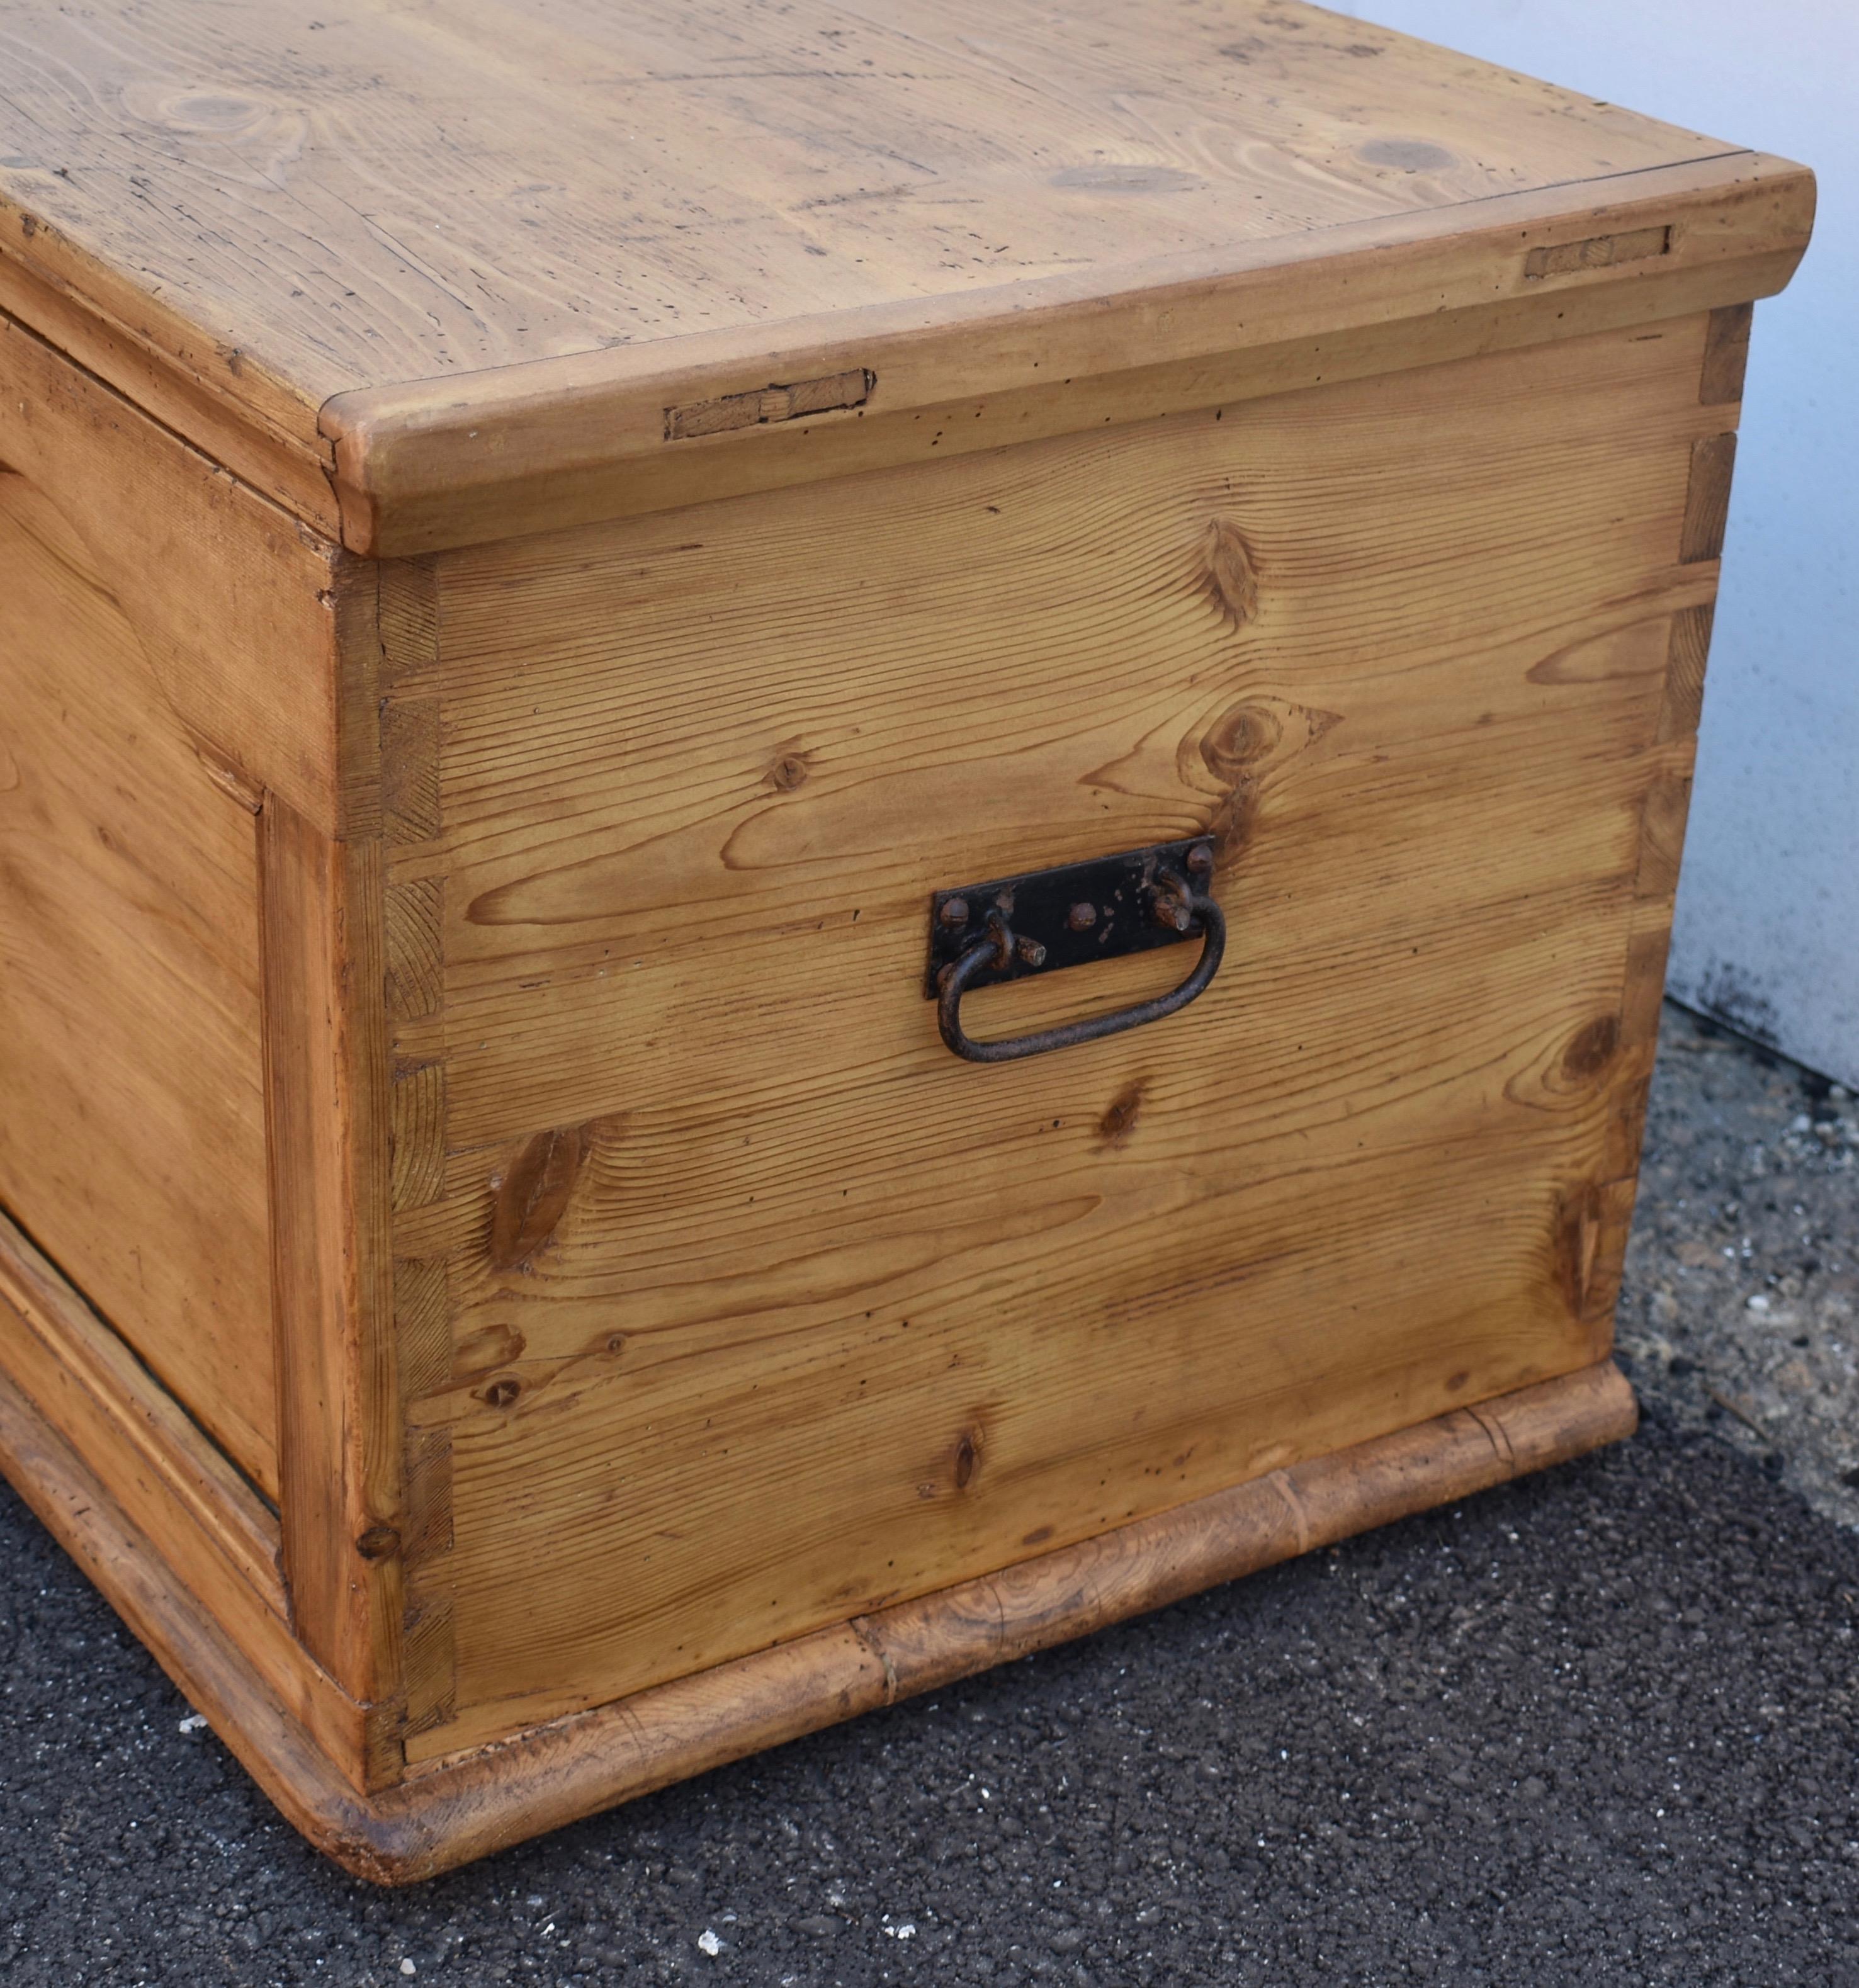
[1619,1008,1859,1529]
[1,1005,1856,1985]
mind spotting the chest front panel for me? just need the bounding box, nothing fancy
[0,468,277,1495]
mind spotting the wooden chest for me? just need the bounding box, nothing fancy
[0,0,1811,1878]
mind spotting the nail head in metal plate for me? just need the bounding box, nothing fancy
[924,837,1216,998]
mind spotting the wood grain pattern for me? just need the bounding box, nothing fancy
[1680,431,1739,564]
[0,235,341,535]
[325,157,1811,554]
[0,1211,382,1788]
[0,1332,1635,1882]
[0,0,1803,1871]
[1524,224,1670,278]
[666,368,873,442]
[0,2,1812,552]
[0,1209,280,1606]
[0,309,348,832]
[260,795,400,1720]
[372,319,1718,1758]
[1657,603,1717,750]
[0,465,278,1491]
[1599,333,1740,1217]
[0,0,1742,406]
[370,552,461,1751]
[1,300,405,1785]
[1698,301,1754,406]
[850,1362,1634,1702]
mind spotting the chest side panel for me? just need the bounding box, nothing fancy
[0,468,278,1495]
[385,317,1721,1758]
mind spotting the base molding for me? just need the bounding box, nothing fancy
[0,1345,1635,1883]
[0,1210,385,1784]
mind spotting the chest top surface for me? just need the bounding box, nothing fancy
[0,0,1812,550]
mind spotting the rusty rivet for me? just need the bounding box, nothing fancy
[939,897,970,929]
[1187,842,1214,874]
[606,1331,628,1355]
[482,1377,522,1409]
[1068,901,1097,931]
[1016,936,1048,968]
[355,1524,400,1562]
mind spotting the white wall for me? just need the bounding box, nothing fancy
[1343,0,1858,1084]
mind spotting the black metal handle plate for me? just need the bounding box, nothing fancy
[925,838,1225,1063]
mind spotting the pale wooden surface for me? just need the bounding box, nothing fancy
[0,1209,280,1615]
[323,154,1811,554]
[0,0,1796,1862]
[0,0,1811,551]
[0,1312,1635,1882]
[260,791,404,1728]
[0,0,1732,402]
[0,310,352,835]
[0,302,402,1743]
[371,315,1721,1759]
[0,1211,381,1785]
[0,466,279,1493]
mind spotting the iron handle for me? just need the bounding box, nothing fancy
[935,874,1226,1063]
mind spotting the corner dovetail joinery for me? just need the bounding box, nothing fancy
[371,555,458,1756]
[261,545,455,1783]
[1595,300,1754,1328]
[259,783,400,1788]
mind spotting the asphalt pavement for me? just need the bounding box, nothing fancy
[3,1017,1857,1986]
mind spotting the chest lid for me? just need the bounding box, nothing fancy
[0,0,1811,555]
